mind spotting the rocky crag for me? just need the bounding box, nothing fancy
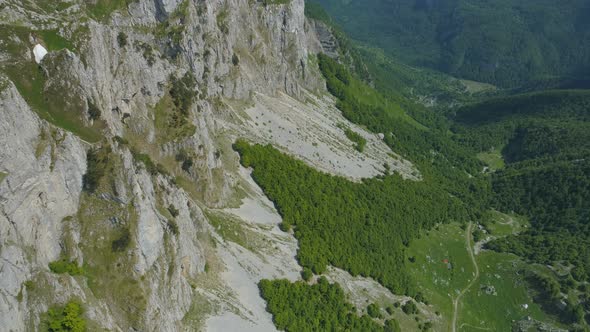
[0,0,415,330]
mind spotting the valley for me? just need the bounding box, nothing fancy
[0,0,589,331]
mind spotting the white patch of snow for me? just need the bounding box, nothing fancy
[33,44,48,64]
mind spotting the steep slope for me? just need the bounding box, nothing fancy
[313,0,590,87]
[0,0,422,330]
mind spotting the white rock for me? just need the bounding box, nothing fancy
[32,44,47,64]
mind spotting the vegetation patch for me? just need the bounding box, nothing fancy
[86,0,135,21]
[2,33,104,142]
[0,172,7,183]
[44,300,86,332]
[476,147,505,171]
[154,74,197,143]
[343,127,366,152]
[259,277,383,331]
[206,211,264,252]
[0,25,104,142]
[234,140,468,294]
[83,145,113,193]
[460,252,563,331]
[317,53,489,213]
[48,259,84,276]
[130,148,167,176]
[216,7,229,34]
[77,192,147,327]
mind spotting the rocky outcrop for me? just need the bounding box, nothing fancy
[0,0,416,330]
[0,80,87,332]
[311,20,340,59]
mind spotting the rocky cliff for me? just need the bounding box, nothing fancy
[0,0,415,330]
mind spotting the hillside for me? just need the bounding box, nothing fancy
[1,0,589,331]
[313,0,590,87]
[451,89,590,327]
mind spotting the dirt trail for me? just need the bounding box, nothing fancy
[451,222,480,332]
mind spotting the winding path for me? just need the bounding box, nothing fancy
[451,222,480,332]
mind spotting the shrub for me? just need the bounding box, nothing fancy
[49,259,84,276]
[83,146,111,193]
[46,301,86,332]
[385,319,401,332]
[367,303,382,318]
[169,72,196,115]
[87,98,101,121]
[114,136,129,146]
[344,128,367,152]
[301,268,313,281]
[232,53,239,66]
[168,204,180,218]
[415,291,425,303]
[112,228,131,252]
[167,219,179,235]
[131,149,167,176]
[402,300,419,315]
[181,158,193,172]
[117,32,128,48]
[386,305,395,315]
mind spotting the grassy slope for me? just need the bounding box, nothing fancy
[407,219,561,331]
[0,25,103,143]
[406,223,475,330]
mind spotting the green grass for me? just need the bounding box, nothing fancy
[205,211,266,252]
[77,189,147,327]
[262,0,291,5]
[0,172,7,183]
[44,300,86,332]
[476,148,505,171]
[406,223,475,330]
[154,94,196,144]
[407,221,561,331]
[483,210,528,238]
[343,127,367,152]
[4,64,103,143]
[460,79,497,94]
[459,252,560,331]
[48,259,84,276]
[86,0,134,21]
[0,26,103,143]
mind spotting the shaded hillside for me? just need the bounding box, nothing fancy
[312,0,590,87]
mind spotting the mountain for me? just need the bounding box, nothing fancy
[313,0,590,87]
[0,0,371,330]
[1,0,588,331]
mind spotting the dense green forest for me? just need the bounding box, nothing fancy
[237,51,492,328]
[233,52,498,295]
[450,89,590,321]
[250,2,590,329]
[312,0,590,87]
[451,90,590,152]
[316,53,489,211]
[235,140,466,294]
[259,278,391,331]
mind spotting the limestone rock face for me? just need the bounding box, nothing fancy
[0,0,417,330]
[0,81,87,332]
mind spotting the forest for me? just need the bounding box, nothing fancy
[312,0,590,87]
[235,139,466,294]
[259,278,392,331]
[241,46,492,328]
[317,53,489,212]
[450,90,590,286]
[251,2,590,329]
